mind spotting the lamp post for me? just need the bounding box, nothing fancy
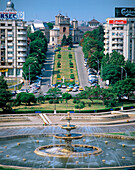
[29,61,36,87]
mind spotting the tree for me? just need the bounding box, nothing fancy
[47,88,62,100]
[67,35,73,47]
[113,78,135,99]
[0,76,12,111]
[47,22,54,30]
[16,92,36,106]
[102,51,125,67]
[125,61,135,78]
[61,34,68,46]
[62,93,72,103]
[102,64,121,84]
[23,57,41,80]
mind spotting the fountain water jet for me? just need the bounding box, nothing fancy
[34,112,102,158]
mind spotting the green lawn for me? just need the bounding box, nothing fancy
[106,132,135,137]
[52,48,79,85]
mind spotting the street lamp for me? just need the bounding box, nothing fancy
[29,61,36,87]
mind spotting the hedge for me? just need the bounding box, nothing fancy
[3,105,134,114]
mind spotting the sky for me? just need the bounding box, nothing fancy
[0,0,135,23]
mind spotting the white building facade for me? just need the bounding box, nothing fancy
[104,8,135,62]
[0,0,28,77]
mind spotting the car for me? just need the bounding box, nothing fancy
[66,87,72,92]
[58,84,61,88]
[11,91,16,96]
[36,76,42,80]
[52,84,56,88]
[62,84,67,88]
[84,62,87,67]
[72,87,78,92]
[16,89,28,94]
[69,85,74,88]
[88,71,97,75]
[79,87,83,91]
[75,84,79,88]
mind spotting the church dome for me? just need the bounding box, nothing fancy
[5,0,15,11]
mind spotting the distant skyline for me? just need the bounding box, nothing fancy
[0,0,134,23]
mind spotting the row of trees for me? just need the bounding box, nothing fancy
[76,78,135,107]
[81,26,135,85]
[23,31,48,81]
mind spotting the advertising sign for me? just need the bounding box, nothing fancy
[115,8,135,18]
[0,11,24,20]
[0,68,8,72]
[109,20,127,24]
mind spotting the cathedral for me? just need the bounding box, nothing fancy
[49,13,83,45]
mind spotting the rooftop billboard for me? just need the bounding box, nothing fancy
[0,11,24,20]
[115,8,135,18]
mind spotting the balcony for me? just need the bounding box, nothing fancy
[104,35,109,38]
[7,37,13,40]
[17,48,27,51]
[17,58,25,62]
[17,31,26,35]
[112,40,123,44]
[104,46,109,50]
[17,37,27,40]
[17,53,27,57]
[8,54,13,57]
[112,46,123,50]
[17,42,27,46]
[8,48,14,52]
[0,45,5,49]
[104,40,109,44]
[112,35,123,38]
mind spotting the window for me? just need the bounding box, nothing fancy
[8,69,14,75]
[63,27,66,32]
[112,32,115,36]
[17,69,20,76]
[8,57,13,60]
[1,23,5,26]
[8,24,12,26]
[52,37,54,41]
[8,51,13,54]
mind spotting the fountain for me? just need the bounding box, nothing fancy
[34,112,102,157]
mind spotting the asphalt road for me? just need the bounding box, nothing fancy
[74,45,90,89]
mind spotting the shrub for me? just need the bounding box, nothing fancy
[80,102,85,109]
[88,103,91,107]
[57,54,61,58]
[57,74,61,78]
[68,47,71,50]
[75,105,79,109]
[76,100,80,104]
[57,61,61,68]
[49,99,53,104]
[54,99,59,104]
[69,53,72,58]
[70,69,73,73]
[58,47,61,51]
[73,99,76,103]
[70,74,75,79]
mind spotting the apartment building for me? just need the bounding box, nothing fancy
[0,0,28,77]
[104,8,135,62]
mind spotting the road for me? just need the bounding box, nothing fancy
[74,45,90,89]
[40,47,54,95]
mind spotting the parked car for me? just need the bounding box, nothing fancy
[16,89,28,94]
[79,87,83,91]
[75,84,79,88]
[58,84,61,88]
[84,62,87,67]
[11,91,16,96]
[66,87,72,92]
[62,84,67,88]
[72,87,78,92]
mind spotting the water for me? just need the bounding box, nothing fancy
[0,135,135,169]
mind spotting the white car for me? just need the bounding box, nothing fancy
[72,87,78,92]
[84,62,87,67]
[16,89,28,94]
[62,84,67,88]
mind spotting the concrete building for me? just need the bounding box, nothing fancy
[104,17,135,62]
[0,0,28,77]
[27,20,50,42]
[50,13,83,45]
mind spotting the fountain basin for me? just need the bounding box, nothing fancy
[34,144,102,158]
[61,125,76,130]
[54,133,83,139]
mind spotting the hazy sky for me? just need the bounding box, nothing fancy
[0,0,134,22]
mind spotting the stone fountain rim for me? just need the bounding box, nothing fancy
[34,144,103,158]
